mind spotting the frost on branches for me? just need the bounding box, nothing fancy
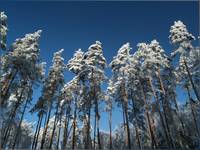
[0,11,8,50]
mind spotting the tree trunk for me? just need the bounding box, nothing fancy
[97,110,101,149]
[72,101,77,150]
[40,100,53,149]
[0,69,18,105]
[156,72,176,148]
[130,96,141,150]
[186,85,200,137]
[184,59,200,102]
[49,101,60,149]
[148,77,173,148]
[12,95,29,149]
[109,109,112,149]
[32,114,41,149]
[1,85,25,149]
[56,115,62,149]
[33,113,43,150]
[85,101,92,149]
[62,107,70,149]
[93,110,97,149]
[139,79,158,149]
[124,101,131,149]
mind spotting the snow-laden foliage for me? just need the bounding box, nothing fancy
[169,20,195,45]
[0,11,8,50]
[67,49,84,75]
[42,49,65,103]
[1,30,45,82]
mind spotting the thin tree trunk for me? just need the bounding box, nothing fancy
[139,79,158,149]
[120,81,131,149]
[33,113,43,150]
[186,85,200,137]
[49,101,60,149]
[72,101,77,150]
[97,110,101,149]
[12,95,29,149]
[1,85,25,149]
[1,69,18,105]
[56,115,62,150]
[131,95,141,150]
[93,111,97,149]
[32,114,41,149]
[156,72,176,148]
[184,59,200,102]
[40,100,53,149]
[109,109,112,149]
[85,101,92,149]
[124,100,131,149]
[148,77,173,148]
[62,108,70,149]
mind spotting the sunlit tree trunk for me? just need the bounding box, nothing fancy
[130,95,141,150]
[96,104,101,149]
[32,112,43,150]
[49,100,60,149]
[109,109,112,149]
[72,99,77,150]
[40,100,53,149]
[184,59,200,102]
[0,69,18,105]
[156,71,176,148]
[148,77,173,148]
[56,115,62,149]
[12,94,29,149]
[139,79,158,149]
[186,85,200,137]
[93,109,97,149]
[62,107,70,149]
[85,101,92,149]
[1,84,26,149]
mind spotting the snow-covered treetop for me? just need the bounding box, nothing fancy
[169,20,195,45]
[51,49,65,70]
[67,49,84,75]
[85,41,106,69]
[137,40,169,74]
[11,30,42,63]
[0,11,8,50]
[0,11,7,21]
[42,49,65,101]
[110,42,131,73]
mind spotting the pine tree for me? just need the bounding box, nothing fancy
[40,49,65,149]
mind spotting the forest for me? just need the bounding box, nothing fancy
[0,11,200,150]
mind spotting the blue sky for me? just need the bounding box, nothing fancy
[0,1,199,131]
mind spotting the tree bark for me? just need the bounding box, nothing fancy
[12,95,29,149]
[184,59,200,102]
[156,71,176,148]
[186,85,200,137]
[1,84,26,149]
[62,107,70,149]
[72,100,77,150]
[33,113,43,150]
[148,77,173,148]
[0,69,18,105]
[139,79,158,149]
[130,95,141,150]
[56,115,62,149]
[40,100,53,149]
[49,100,60,149]
[109,109,112,149]
[32,114,41,149]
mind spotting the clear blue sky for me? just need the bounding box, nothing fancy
[0,1,199,131]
